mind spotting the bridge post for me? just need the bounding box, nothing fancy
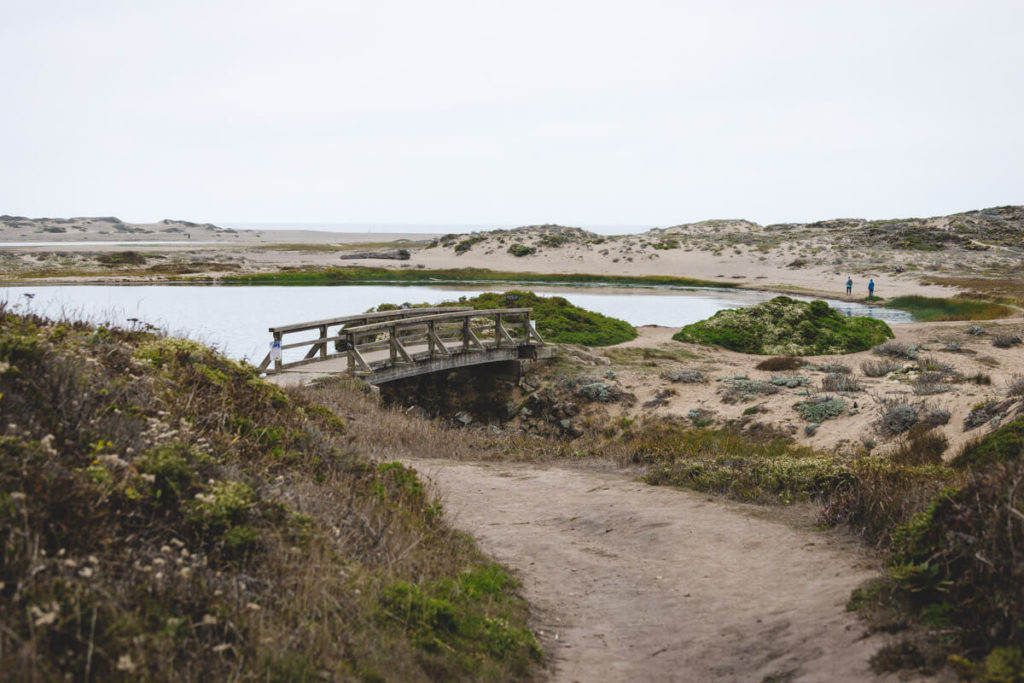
[427,321,435,357]
[318,325,328,359]
[494,312,502,348]
[462,317,469,351]
[273,331,283,371]
[345,331,354,374]
[389,325,397,364]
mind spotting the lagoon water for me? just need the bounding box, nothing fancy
[1,284,912,364]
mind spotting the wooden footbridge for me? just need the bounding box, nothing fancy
[259,306,553,386]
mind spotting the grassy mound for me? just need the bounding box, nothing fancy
[0,308,539,680]
[456,291,636,346]
[884,295,1014,321]
[371,290,637,347]
[672,296,893,355]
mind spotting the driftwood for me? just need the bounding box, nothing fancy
[339,249,410,261]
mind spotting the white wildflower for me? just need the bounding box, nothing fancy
[116,654,136,672]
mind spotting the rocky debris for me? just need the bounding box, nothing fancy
[338,249,410,261]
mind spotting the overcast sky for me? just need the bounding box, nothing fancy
[1,0,1022,228]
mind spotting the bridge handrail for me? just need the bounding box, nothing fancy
[342,307,533,335]
[268,306,472,334]
[260,306,543,374]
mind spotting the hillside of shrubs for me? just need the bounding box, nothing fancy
[0,306,539,681]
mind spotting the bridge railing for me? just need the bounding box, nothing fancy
[340,307,544,375]
[257,306,472,372]
[259,307,545,375]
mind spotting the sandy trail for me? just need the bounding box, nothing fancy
[408,459,898,683]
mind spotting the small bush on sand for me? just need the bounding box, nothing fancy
[660,369,705,383]
[795,396,846,422]
[876,398,919,435]
[813,362,852,375]
[673,296,893,356]
[756,356,805,371]
[962,399,1014,431]
[1007,375,1024,398]
[912,372,950,396]
[822,373,862,392]
[873,340,918,360]
[507,243,535,257]
[992,333,1022,349]
[861,359,902,377]
[770,374,810,388]
[720,378,780,403]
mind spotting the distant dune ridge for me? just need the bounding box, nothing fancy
[0,215,237,241]
[2,207,1023,304]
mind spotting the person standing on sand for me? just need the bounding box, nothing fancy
[845,277,852,295]
[868,279,875,297]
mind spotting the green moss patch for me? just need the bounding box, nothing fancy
[672,296,894,355]
[885,296,1014,322]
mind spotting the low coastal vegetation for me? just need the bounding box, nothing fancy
[221,266,734,290]
[0,307,540,680]
[672,296,893,355]
[633,415,1024,677]
[884,295,1014,322]
[370,290,638,347]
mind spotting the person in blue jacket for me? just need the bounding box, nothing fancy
[868,279,875,297]
[845,277,853,294]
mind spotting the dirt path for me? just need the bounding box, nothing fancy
[408,459,903,683]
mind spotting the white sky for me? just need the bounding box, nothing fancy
[1,0,1022,228]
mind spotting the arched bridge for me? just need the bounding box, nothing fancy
[259,306,553,386]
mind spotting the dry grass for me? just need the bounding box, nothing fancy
[861,359,902,377]
[822,373,862,392]
[923,276,1024,307]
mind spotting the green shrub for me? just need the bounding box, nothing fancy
[888,454,1024,657]
[952,416,1024,469]
[507,243,535,257]
[673,296,893,355]
[795,396,846,422]
[453,236,485,253]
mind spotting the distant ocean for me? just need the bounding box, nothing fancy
[224,222,655,236]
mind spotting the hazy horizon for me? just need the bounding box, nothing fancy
[2,1,1021,226]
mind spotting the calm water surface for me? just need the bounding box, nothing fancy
[2,284,911,364]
